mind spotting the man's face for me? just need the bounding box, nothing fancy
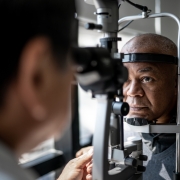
[123,62,177,123]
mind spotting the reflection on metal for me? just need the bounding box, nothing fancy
[176,134,180,172]
[155,0,161,34]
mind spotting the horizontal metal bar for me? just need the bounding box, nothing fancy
[124,122,180,133]
[150,124,180,133]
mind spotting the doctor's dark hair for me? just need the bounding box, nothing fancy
[0,0,77,104]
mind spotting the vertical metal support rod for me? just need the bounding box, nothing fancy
[176,13,180,176]
[92,96,113,180]
[176,134,180,172]
[119,115,124,150]
[176,15,180,174]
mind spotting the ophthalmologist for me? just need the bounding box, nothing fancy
[0,0,92,180]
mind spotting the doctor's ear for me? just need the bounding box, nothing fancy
[15,36,55,121]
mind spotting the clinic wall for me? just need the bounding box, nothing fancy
[161,0,180,45]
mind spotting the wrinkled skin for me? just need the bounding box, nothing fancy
[121,35,177,123]
[123,62,177,123]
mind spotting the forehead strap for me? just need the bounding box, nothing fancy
[122,53,178,65]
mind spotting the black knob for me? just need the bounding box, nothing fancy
[137,165,146,172]
[139,155,148,161]
[125,157,137,167]
[112,102,129,116]
[85,23,102,30]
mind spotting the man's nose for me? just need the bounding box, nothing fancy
[126,80,144,97]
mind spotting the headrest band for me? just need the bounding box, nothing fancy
[122,53,178,65]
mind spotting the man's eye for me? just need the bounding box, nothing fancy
[141,77,153,83]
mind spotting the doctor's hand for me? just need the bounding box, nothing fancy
[84,160,93,180]
[57,148,93,180]
[76,146,93,158]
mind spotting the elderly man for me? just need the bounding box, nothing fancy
[77,33,177,180]
[122,33,177,180]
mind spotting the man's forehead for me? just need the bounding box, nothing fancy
[123,62,162,73]
[121,38,161,54]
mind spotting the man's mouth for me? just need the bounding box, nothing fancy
[129,106,148,111]
[126,104,149,118]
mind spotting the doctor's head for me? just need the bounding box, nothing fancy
[0,0,77,156]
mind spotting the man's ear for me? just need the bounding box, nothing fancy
[15,37,52,121]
